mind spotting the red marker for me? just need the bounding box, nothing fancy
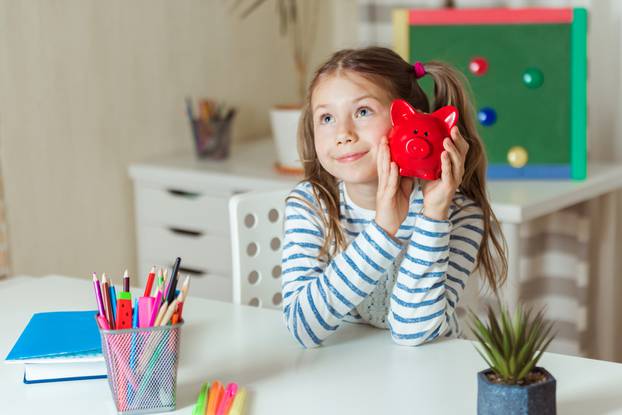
[143,266,156,297]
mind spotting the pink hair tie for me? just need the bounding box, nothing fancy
[413,61,426,79]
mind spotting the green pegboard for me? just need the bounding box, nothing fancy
[410,24,571,165]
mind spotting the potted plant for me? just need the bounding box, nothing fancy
[235,0,320,172]
[468,302,557,415]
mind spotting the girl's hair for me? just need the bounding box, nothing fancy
[291,46,507,292]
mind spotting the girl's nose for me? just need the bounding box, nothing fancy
[336,123,357,145]
[335,133,355,145]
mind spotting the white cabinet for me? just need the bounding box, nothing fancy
[129,138,299,302]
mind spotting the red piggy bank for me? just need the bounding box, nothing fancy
[388,99,459,180]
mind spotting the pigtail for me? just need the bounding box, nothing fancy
[423,61,508,292]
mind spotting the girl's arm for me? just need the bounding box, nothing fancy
[388,202,483,346]
[281,185,403,348]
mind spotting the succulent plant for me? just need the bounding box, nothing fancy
[468,302,556,385]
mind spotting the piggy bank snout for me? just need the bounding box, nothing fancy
[405,138,432,159]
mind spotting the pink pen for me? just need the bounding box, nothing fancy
[148,290,163,327]
[215,383,238,415]
[97,314,110,330]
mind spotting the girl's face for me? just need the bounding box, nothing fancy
[311,71,392,185]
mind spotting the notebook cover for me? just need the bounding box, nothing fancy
[5,310,101,361]
[23,373,107,385]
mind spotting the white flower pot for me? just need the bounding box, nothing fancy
[270,106,303,171]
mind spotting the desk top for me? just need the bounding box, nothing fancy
[129,138,622,223]
[4,275,621,414]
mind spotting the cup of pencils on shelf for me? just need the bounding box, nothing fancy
[186,97,236,160]
[92,257,190,414]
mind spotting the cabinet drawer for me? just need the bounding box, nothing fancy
[135,186,231,235]
[138,259,232,302]
[139,226,232,275]
[184,272,231,301]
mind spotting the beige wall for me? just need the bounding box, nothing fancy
[0,0,334,278]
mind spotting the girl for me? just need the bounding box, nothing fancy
[281,47,507,348]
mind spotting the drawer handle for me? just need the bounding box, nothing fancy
[167,189,202,199]
[168,227,204,237]
[178,266,207,277]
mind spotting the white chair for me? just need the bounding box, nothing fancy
[229,189,290,309]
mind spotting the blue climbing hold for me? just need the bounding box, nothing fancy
[478,107,497,126]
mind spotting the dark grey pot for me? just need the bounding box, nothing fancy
[477,367,556,415]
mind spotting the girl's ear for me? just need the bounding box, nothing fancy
[432,106,459,131]
[390,99,416,126]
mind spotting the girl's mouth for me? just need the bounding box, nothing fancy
[335,151,368,163]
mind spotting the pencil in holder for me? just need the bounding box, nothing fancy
[99,322,184,414]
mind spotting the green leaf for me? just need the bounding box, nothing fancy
[468,311,493,344]
[508,354,517,378]
[473,344,495,370]
[516,333,537,373]
[517,357,537,381]
[471,330,498,367]
[512,303,523,339]
[488,342,510,379]
[487,306,504,347]
[500,305,514,359]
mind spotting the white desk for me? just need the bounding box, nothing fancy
[3,276,622,414]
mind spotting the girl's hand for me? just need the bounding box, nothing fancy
[375,137,414,237]
[421,126,470,220]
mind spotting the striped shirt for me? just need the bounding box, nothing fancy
[281,180,484,348]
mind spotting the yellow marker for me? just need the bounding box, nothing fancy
[507,146,528,168]
[228,387,247,415]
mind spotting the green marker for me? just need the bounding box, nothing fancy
[192,382,210,415]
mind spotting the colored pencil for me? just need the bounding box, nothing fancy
[92,273,105,318]
[123,269,130,292]
[101,273,114,329]
[165,257,182,305]
[143,266,155,297]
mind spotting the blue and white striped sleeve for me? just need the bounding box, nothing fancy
[388,202,484,346]
[281,187,403,348]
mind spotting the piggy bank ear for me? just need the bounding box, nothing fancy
[390,99,416,126]
[432,105,459,131]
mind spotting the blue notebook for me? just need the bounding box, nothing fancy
[6,310,102,362]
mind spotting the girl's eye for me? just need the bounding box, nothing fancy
[356,107,373,118]
[413,129,419,134]
[424,131,429,137]
[320,114,334,124]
